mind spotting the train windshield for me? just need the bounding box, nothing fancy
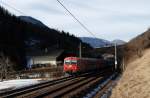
[64,60,77,65]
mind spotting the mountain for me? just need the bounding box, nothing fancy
[112,39,126,45]
[19,16,46,27]
[0,5,92,70]
[80,37,112,48]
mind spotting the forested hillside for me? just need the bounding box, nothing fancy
[0,6,92,70]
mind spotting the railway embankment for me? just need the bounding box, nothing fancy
[111,49,150,98]
[110,29,150,98]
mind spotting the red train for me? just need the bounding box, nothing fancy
[63,57,106,74]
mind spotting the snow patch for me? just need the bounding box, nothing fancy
[0,79,41,92]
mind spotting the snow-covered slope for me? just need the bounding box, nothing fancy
[19,16,46,27]
[0,79,41,92]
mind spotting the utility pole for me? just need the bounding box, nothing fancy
[122,56,125,72]
[79,42,82,58]
[115,42,117,71]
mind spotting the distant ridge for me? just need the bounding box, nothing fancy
[80,37,112,48]
[19,16,46,27]
[80,37,126,48]
[112,39,126,45]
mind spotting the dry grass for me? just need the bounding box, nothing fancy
[111,49,150,98]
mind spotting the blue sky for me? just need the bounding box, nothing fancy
[1,0,150,41]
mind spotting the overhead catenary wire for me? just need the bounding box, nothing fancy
[0,0,26,15]
[1,0,97,39]
[56,0,97,38]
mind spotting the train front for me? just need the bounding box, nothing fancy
[63,57,78,74]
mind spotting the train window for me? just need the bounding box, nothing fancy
[71,60,77,64]
[65,60,71,65]
[64,60,77,65]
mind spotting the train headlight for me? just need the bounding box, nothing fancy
[69,65,72,68]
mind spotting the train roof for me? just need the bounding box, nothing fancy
[64,57,99,61]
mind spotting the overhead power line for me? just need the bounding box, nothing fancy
[1,0,97,39]
[0,1,26,15]
[56,0,97,38]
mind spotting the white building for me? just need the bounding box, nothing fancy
[26,49,65,68]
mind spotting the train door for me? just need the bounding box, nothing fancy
[77,59,81,72]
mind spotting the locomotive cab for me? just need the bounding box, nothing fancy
[63,56,106,75]
[64,57,78,74]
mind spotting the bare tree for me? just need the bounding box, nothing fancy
[0,52,12,81]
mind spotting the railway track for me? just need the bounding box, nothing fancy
[83,73,118,98]
[0,72,93,98]
[54,73,110,98]
[35,72,106,98]
[92,73,118,98]
[0,68,114,98]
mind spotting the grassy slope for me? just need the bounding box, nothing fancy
[110,29,150,98]
[111,49,150,98]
